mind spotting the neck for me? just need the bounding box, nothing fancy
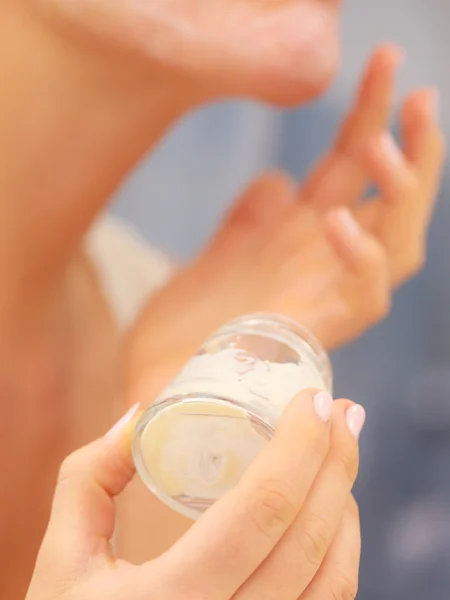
[0,5,195,315]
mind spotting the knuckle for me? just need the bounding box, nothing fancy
[297,512,332,568]
[347,495,360,521]
[399,247,426,281]
[303,421,330,461]
[363,287,391,325]
[410,248,426,276]
[334,441,359,484]
[246,478,299,540]
[370,291,391,322]
[359,248,391,324]
[57,444,96,486]
[57,452,81,485]
[331,570,359,600]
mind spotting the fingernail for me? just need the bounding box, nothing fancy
[378,132,403,166]
[106,403,140,438]
[313,391,334,422]
[346,404,366,439]
[334,208,361,240]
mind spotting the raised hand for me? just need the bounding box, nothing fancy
[126,45,445,398]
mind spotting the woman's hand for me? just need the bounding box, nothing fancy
[26,389,364,600]
[126,45,445,397]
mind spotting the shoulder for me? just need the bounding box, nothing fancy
[85,215,175,329]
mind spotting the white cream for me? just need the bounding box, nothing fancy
[138,348,326,517]
[157,348,326,424]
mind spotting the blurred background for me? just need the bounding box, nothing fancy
[112,1,450,598]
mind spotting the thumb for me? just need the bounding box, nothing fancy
[38,403,140,570]
[209,171,295,254]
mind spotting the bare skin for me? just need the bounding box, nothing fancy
[121,51,445,562]
[0,2,445,598]
[26,392,365,600]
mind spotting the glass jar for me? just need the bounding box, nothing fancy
[132,313,332,520]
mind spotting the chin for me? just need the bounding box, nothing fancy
[47,0,342,109]
[194,5,342,107]
[206,42,340,108]
[246,48,340,107]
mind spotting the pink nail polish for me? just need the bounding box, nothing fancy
[313,391,333,422]
[346,405,366,439]
[106,403,140,438]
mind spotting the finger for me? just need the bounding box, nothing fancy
[143,388,333,600]
[326,207,391,320]
[301,497,361,600]
[301,44,403,208]
[210,171,295,254]
[362,132,425,283]
[304,208,390,349]
[364,91,445,286]
[234,400,365,600]
[335,44,402,156]
[38,404,140,569]
[400,88,446,206]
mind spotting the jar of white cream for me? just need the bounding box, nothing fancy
[132,313,332,520]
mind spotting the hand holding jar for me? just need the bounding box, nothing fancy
[133,314,332,518]
[26,388,365,600]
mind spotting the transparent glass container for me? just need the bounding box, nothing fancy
[132,313,332,520]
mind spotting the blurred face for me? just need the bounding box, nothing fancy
[52,0,343,104]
